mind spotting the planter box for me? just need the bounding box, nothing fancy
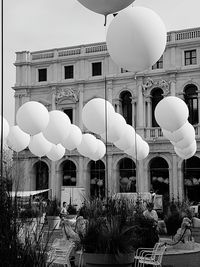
[83,253,134,267]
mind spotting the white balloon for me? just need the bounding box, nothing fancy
[172,122,195,149]
[162,128,182,143]
[106,7,166,73]
[62,124,82,151]
[155,96,189,132]
[77,0,134,16]
[125,134,144,158]
[7,125,30,152]
[82,98,115,134]
[16,101,49,135]
[137,140,150,160]
[174,141,196,160]
[101,113,126,143]
[114,125,135,151]
[0,116,10,140]
[43,110,71,144]
[77,133,98,158]
[90,139,106,161]
[46,144,65,161]
[29,133,52,157]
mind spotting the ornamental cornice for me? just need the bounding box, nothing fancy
[55,87,79,103]
[142,77,170,97]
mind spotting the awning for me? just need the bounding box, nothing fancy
[10,189,50,197]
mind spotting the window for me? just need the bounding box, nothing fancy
[38,68,47,82]
[184,84,198,125]
[64,109,73,123]
[151,88,163,127]
[184,50,197,65]
[63,160,76,186]
[64,65,74,79]
[120,91,132,125]
[92,62,102,76]
[152,56,163,69]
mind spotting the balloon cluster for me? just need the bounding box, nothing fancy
[77,0,167,74]
[82,98,149,160]
[155,96,196,159]
[4,101,84,162]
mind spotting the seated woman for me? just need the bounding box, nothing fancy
[75,216,87,238]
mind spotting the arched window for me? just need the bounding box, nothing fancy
[151,88,163,127]
[184,84,198,125]
[33,161,49,199]
[118,158,136,192]
[149,157,169,196]
[120,91,132,125]
[183,156,200,203]
[90,160,105,199]
[63,160,77,186]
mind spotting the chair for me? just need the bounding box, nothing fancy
[134,242,166,267]
[46,239,75,267]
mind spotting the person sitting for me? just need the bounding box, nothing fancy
[143,202,158,226]
[60,201,68,219]
[75,216,87,238]
[173,217,193,243]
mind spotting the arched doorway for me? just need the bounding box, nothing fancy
[183,156,200,204]
[33,161,49,198]
[62,160,77,186]
[184,84,198,125]
[120,91,132,125]
[149,157,169,196]
[90,160,105,199]
[151,88,163,127]
[118,158,136,192]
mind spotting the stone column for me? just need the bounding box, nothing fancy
[146,97,152,127]
[171,153,178,199]
[51,87,57,110]
[136,82,144,137]
[50,161,56,199]
[78,156,84,187]
[136,160,144,193]
[106,80,113,104]
[78,84,84,131]
[107,155,113,197]
[131,99,136,127]
[170,80,176,96]
[197,91,200,124]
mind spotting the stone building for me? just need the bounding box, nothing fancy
[13,27,200,204]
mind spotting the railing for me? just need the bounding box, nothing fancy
[144,127,164,140]
[27,27,200,62]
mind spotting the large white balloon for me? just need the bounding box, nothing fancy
[172,122,195,149]
[77,133,98,158]
[162,128,182,143]
[29,133,52,157]
[62,124,82,151]
[16,101,49,135]
[125,134,144,158]
[46,144,65,161]
[155,96,189,132]
[106,7,166,73]
[174,141,196,160]
[101,112,126,143]
[114,125,135,151]
[0,116,10,140]
[7,125,30,152]
[77,0,134,16]
[43,110,71,144]
[90,139,106,161]
[82,98,115,134]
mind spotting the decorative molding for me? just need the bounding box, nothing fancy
[56,87,79,102]
[142,77,170,97]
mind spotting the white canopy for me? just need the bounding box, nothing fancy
[10,189,50,197]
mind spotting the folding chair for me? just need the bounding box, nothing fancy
[134,242,166,267]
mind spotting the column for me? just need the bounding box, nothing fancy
[146,97,152,127]
[197,91,200,124]
[50,161,56,199]
[136,83,144,137]
[78,156,84,187]
[107,155,113,197]
[136,160,144,193]
[106,81,113,104]
[170,80,176,96]
[51,87,56,110]
[171,153,178,199]
[78,84,84,131]
[131,100,136,127]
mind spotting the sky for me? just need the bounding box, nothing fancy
[2,0,200,126]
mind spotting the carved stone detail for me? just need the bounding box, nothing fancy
[142,77,170,97]
[56,88,79,102]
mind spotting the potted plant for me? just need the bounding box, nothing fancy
[79,197,159,267]
[46,198,61,230]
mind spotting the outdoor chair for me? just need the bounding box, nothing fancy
[46,239,75,267]
[134,242,166,267]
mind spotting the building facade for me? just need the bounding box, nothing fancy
[13,27,200,204]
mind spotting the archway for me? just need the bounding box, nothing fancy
[184,84,198,125]
[183,156,200,203]
[89,160,105,199]
[151,88,163,127]
[118,157,136,192]
[33,161,49,198]
[119,91,132,125]
[62,160,77,186]
[149,157,169,196]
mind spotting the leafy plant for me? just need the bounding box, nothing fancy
[46,198,60,216]
[79,197,159,255]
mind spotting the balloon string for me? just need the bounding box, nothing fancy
[104,15,107,27]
